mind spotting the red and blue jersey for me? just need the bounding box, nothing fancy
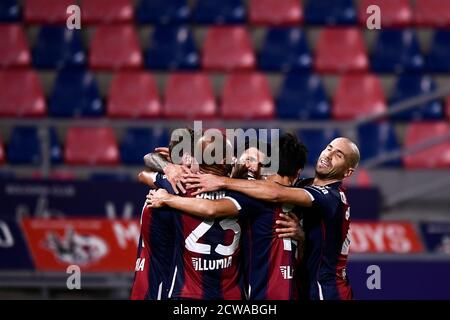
[300,181,353,300]
[241,201,299,300]
[130,173,175,300]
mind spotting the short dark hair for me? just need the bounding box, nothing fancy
[168,128,195,161]
[277,132,308,178]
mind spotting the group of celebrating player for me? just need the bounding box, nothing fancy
[130,127,360,300]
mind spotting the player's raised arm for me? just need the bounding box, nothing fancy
[146,189,239,219]
[186,173,313,207]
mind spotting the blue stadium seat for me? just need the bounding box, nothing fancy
[146,26,199,70]
[305,0,356,25]
[358,122,402,167]
[49,69,103,117]
[259,28,312,72]
[49,127,63,164]
[33,26,86,69]
[120,128,169,165]
[427,30,450,73]
[0,0,20,22]
[371,30,424,73]
[137,0,190,24]
[193,0,246,24]
[7,127,41,165]
[297,128,340,165]
[89,173,132,181]
[277,73,330,120]
[390,74,444,121]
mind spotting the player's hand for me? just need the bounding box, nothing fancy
[154,147,170,161]
[146,189,170,208]
[184,173,224,196]
[275,213,304,242]
[163,163,191,194]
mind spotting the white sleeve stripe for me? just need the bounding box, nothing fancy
[303,189,315,202]
[223,196,242,211]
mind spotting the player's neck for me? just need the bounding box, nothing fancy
[313,176,341,186]
[266,174,292,186]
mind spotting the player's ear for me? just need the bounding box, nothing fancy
[344,168,355,179]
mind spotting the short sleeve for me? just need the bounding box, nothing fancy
[154,173,176,195]
[224,190,266,218]
[302,185,339,216]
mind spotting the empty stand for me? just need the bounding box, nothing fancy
[202,26,255,71]
[298,128,340,165]
[193,0,245,24]
[89,25,143,70]
[0,0,20,22]
[49,127,63,164]
[333,73,386,120]
[0,70,46,117]
[49,69,103,117]
[221,73,274,119]
[415,0,450,27]
[259,28,312,72]
[25,0,73,24]
[390,75,444,121]
[277,73,330,120]
[358,0,413,27]
[81,0,134,24]
[315,28,368,73]
[7,127,41,165]
[305,0,356,25]
[249,0,303,26]
[107,71,161,118]
[427,30,450,73]
[371,30,424,73]
[0,137,4,165]
[146,26,199,70]
[64,127,119,165]
[33,26,85,69]
[137,0,190,24]
[0,24,31,68]
[120,128,168,165]
[164,73,216,118]
[404,122,450,168]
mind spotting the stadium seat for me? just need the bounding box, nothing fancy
[107,71,161,118]
[403,122,450,169]
[0,137,5,165]
[89,25,143,70]
[193,0,245,24]
[446,95,450,120]
[371,30,424,73]
[298,129,340,165]
[0,0,20,22]
[333,73,386,120]
[358,122,401,167]
[164,73,216,119]
[249,0,303,26]
[277,73,330,120]
[314,28,368,73]
[89,173,131,181]
[7,127,41,165]
[49,127,63,164]
[0,70,46,117]
[33,26,85,69]
[137,0,190,24]
[202,26,256,71]
[305,0,357,25]
[25,0,73,24]
[65,127,119,165]
[390,75,444,121]
[259,28,312,72]
[415,0,450,27]
[49,69,103,117]
[0,24,31,68]
[427,30,450,73]
[146,26,199,70]
[120,128,169,165]
[358,0,413,27]
[221,73,274,119]
[81,0,134,24]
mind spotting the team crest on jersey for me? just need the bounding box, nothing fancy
[279,266,294,279]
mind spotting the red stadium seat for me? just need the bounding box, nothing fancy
[65,127,119,165]
[164,73,216,119]
[0,70,46,117]
[249,0,303,26]
[0,24,31,68]
[81,0,134,24]
[25,0,74,24]
[89,25,143,70]
[358,0,413,27]
[107,71,161,118]
[404,122,450,169]
[202,26,256,71]
[333,73,386,120]
[221,72,274,119]
[0,137,4,165]
[415,0,450,27]
[315,28,368,73]
[447,94,450,120]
